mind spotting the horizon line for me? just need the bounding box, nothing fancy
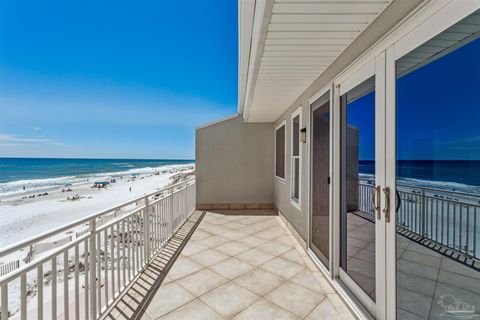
[0,156,196,161]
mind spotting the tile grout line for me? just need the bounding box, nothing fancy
[124,211,207,320]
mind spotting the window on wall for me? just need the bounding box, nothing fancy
[291,109,301,204]
[275,122,286,180]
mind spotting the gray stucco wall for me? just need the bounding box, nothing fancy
[196,115,274,205]
[272,0,424,241]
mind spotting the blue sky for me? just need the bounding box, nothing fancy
[348,37,480,161]
[0,0,238,159]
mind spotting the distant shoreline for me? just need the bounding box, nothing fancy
[0,158,195,198]
[0,163,195,248]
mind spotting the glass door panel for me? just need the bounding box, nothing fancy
[311,92,330,267]
[340,74,378,313]
[394,10,480,320]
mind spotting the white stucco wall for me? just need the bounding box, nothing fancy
[196,115,274,205]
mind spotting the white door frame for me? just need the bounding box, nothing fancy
[384,2,480,319]
[308,85,334,272]
[334,52,387,318]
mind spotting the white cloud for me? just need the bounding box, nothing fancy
[32,126,42,131]
[0,133,63,147]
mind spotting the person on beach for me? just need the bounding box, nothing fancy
[23,186,25,191]
[129,187,132,192]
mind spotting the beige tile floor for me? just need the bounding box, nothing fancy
[141,211,355,320]
[345,213,376,300]
[344,212,480,320]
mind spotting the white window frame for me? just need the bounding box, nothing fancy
[290,107,302,208]
[274,121,286,182]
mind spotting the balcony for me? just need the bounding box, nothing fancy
[115,210,354,320]
[0,181,355,320]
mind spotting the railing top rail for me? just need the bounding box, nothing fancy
[0,178,195,259]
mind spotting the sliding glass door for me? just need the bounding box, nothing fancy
[310,91,331,268]
[388,8,480,320]
[337,54,387,318]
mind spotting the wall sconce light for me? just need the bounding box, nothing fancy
[300,128,307,143]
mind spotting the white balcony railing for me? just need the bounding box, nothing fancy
[358,179,480,260]
[0,178,196,320]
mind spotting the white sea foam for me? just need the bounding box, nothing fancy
[358,173,480,195]
[0,163,194,198]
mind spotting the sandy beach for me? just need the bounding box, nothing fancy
[0,163,194,317]
[0,164,194,249]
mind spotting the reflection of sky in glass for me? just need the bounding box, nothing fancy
[348,37,480,161]
[397,37,480,160]
[347,92,375,161]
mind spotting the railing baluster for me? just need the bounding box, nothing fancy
[144,196,150,262]
[52,256,57,320]
[116,224,120,296]
[64,250,69,320]
[89,218,97,320]
[74,244,79,320]
[104,229,108,308]
[474,207,477,258]
[136,213,140,271]
[446,202,450,247]
[96,232,101,313]
[131,216,136,275]
[1,283,8,320]
[84,240,89,320]
[38,264,43,320]
[466,206,470,255]
[133,215,138,273]
[454,204,457,249]
[21,273,26,320]
[439,200,443,244]
[434,199,438,242]
[128,217,132,281]
[122,220,126,288]
[170,189,174,235]
[459,205,463,252]
[110,225,115,302]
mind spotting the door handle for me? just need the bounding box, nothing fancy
[371,186,381,220]
[383,187,391,222]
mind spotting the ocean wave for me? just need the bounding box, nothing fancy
[397,177,480,194]
[358,173,480,195]
[0,163,195,197]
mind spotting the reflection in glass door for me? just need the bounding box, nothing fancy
[340,75,377,312]
[310,92,330,268]
[395,10,480,320]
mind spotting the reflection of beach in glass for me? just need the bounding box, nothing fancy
[393,12,480,319]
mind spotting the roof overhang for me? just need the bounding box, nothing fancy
[238,0,393,122]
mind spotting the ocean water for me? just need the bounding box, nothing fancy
[0,158,194,196]
[359,160,480,194]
